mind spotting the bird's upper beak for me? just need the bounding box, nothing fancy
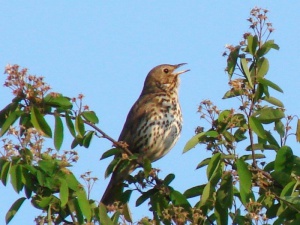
[174,63,190,75]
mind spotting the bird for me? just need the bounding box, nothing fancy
[101,63,189,206]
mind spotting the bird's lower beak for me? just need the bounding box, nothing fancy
[174,63,190,75]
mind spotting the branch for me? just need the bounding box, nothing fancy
[84,119,134,156]
[48,111,133,157]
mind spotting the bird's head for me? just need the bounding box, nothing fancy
[142,63,189,95]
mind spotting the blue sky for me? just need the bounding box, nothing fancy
[1,1,300,224]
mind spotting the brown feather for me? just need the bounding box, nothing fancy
[101,63,188,206]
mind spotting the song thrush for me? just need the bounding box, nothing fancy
[101,63,189,205]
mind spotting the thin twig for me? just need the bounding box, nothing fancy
[47,111,133,157]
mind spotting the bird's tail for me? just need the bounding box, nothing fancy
[101,171,125,205]
[101,162,136,206]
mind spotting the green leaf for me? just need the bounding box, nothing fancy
[183,184,206,198]
[240,154,265,161]
[117,159,131,176]
[206,130,219,137]
[280,196,300,205]
[275,120,285,138]
[83,131,94,148]
[5,197,26,224]
[38,160,57,175]
[105,158,120,178]
[231,113,247,127]
[183,132,205,153]
[21,169,34,197]
[254,83,264,102]
[54,114,64,150]
[81,111,99,124]
[1,160,11,186]
[65,173,80,191]
[218,110,230,122]
[71,198,84,224]
[274,146,293,174]
[199,181,214,207]
[98,212,110,225]
[280,180,296,198]
[36,170,45,185]
[59,178,69,207]
[271,171,292,188]
[143,158,152,177]
[65,112,76,137]
[297,119,300,143]
[257,107,285,124]
[10,164,23,193]
[30,106,52,138]
[263,84,270,98]
[264,161,274,173]
[245,143,279,151]
[256,40,279,57]
[262,96,284,108]
[71,136,83,149]
[19,113,32,136]
[227,46,240,77]
[19,113,31,126]
[215,200,228,225]
[100,148,122,160]
[249,116,266,139]
[136,189,158,207]
[76,189,91,221]
[0,102,19,127]
[246,34,258,55]
[75,115,85,138]
[110,211,121,224]
[241,58,253,88]
[256,57,269,78]
[0,111,21,137]
[265,131,280,147]
[223,130,234,142]
[99,203,114,225]
[217,110,231,132]
[121,203,133,223]
[32,195,53,209]
[234,128,247,142]
[196,158,211,169]
[139,218,154,225]
[236,159,253,205]
[164,173,175,186]
[149,191,169,219]
[44,94,72,109]
[207,153,222,182]
[121,190,133,205]
[217,172,233,208]
[271,42,280,50]
[23,164,37,175]
[170,190,190,208]
[258,77,283,93]
[257,132,267,145]
[222,89,244,99]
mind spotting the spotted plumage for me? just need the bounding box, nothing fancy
[101,63,189,205]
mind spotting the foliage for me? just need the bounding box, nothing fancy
[1,6,300,225]
[184,7,300,225]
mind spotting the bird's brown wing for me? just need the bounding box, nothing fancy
[101,94,156,205]
[118,93,156,154]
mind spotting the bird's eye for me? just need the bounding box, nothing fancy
[163,68,169,73]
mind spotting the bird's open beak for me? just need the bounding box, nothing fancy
[174,63,190,75]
